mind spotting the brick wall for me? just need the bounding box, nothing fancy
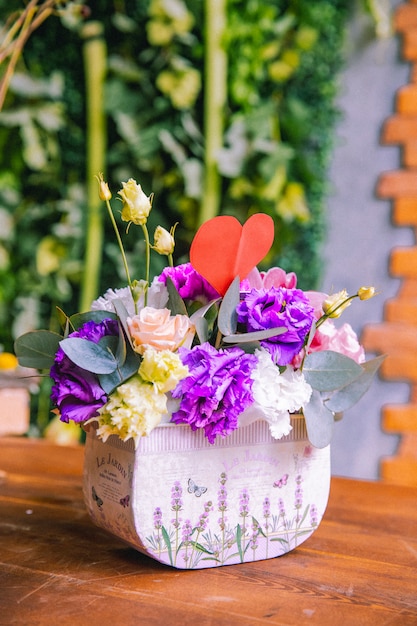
[362,0,417,486]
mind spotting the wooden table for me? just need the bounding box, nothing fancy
[1,437,416,626]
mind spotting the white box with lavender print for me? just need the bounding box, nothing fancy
[83,417,330,569]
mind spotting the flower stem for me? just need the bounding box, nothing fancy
[141,223,151,306]
[199,0,227,226]
[105,199,133,290]
[79,21,107,311]
[315,294,358,329]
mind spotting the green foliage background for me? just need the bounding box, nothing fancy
[0,0,353,360]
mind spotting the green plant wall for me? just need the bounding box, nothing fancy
[0,0,352,356]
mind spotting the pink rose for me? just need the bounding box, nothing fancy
[305,291,328,319]
[292,319,365,368]
[128,307,195,354]
[310,320,365,363]
[242,267,297,291]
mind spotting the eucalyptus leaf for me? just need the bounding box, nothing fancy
[70,310,117,331]
[59,337,118,374]
[303,350,363,392]
[222,326,286,344]
[166,276,188,316]
[189,298,220,325]
[303,390,334,448]
[218,276,240,336]
[112,299,135,349]
[194,316,209,344]
[325,354,386,413]
[55,306,70,332]
[14,330,62,369]
[98,346,141,394]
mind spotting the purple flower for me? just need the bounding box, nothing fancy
[181,519,193,544]
[153,507,163,530]
[171,481,183,511]
[171,343,257,443]
[159,263,219,304]
[50,318,119,424]
[236,287,314,365]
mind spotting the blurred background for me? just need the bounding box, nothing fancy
[0,0,411,480]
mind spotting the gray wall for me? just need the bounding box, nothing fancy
[322,2,413,479]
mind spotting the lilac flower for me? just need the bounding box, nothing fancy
[236,287,315,365]
[50,318,119,423]
[278,498,286,518]
[181,519,193,544]
[171,343,257,443]
[158,263,219,304]
[250,520,260,551]
[218,486,228,512]
[310,504,318,528]
[239,489,250,519]
[153,507,163,530]
[171,481,183,512]
[197,501,213,532]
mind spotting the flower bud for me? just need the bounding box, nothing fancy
[118,179,152,225]
[323,289,351,318]
[153,225,175,255]
[358,286,376,301]
[96,173,112,201]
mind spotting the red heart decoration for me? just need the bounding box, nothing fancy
[190,213,275,296]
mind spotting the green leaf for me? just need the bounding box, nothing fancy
[236,524,244,562]
[98,346,140,394]
[14,330,62,369]
[303,390,334,449]
[112,299,135,350]
[59,337,119,374]
[189,542,214,555]
[69,310,117,331]
[166,276,188,316]
[325,354,386,413]
[194,316,209,344]
[303,350,363,392]
[218,276,240,336]
[161,526,173,566]
[222,326,286,344]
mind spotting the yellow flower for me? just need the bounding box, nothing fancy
[358,286,376,301]
[153,225,175,255]
[95,375,167,447]
[323,289,351,318]
[118,179,152,225]
[96,172,112,201]
[0,352,18,370]
[139,346,188,393]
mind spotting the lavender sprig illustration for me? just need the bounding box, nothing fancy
[217,472,228,563]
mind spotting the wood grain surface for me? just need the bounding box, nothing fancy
[1,437,416,625]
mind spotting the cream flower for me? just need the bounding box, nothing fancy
[94,375,167,447]
[239,349,312,439]
[128,306,194,354]
[118,179,152,225]
[358,286,376,301]
[323,289,351,318]
[153,225,175,255]
[139,346,188,393]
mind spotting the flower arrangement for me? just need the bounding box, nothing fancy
[15,176,383,449]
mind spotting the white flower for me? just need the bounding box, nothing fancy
[239,349,312,439]
[93,375,167,447]
[91,286,136,316]
[91,279,169,317]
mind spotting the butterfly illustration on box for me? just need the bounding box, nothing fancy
[92,486,103,508]
[273,474,289,489]
[188,478,207,497]
[119,495,130,508]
